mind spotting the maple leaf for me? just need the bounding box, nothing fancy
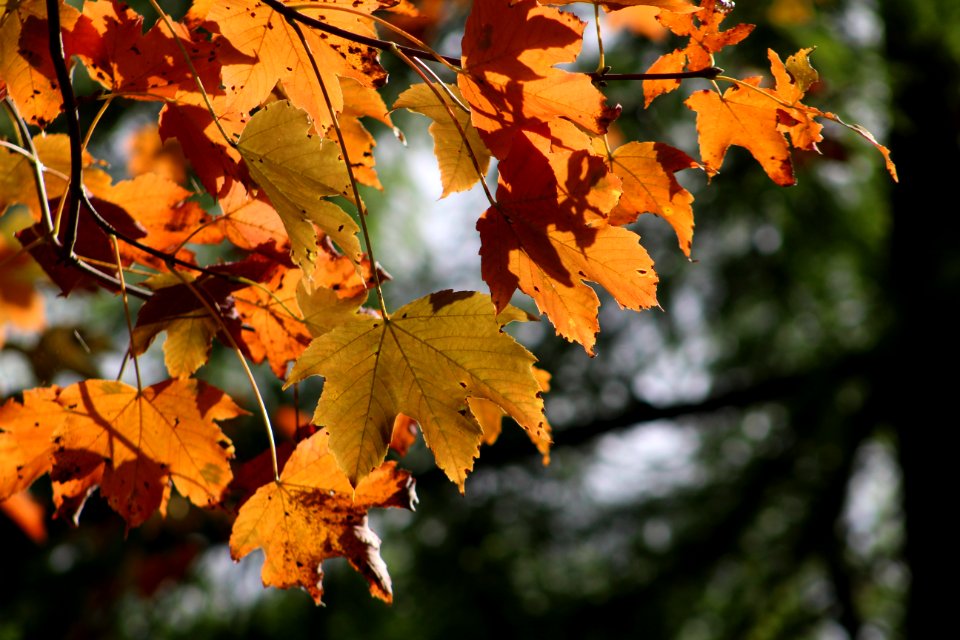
[643,0,754,106]
[458,0,618,159]
[394,82,492,197]
[158,102,246,197]
[96,173,223,269]
[337,78,394,189]
[286,290,548,490]
[0,387,63,500]
[685,76,797,185]
[233,262,312,378]
[230,429,416,604]
[237,100,362,274]
[0,0,83,127]
[53,379,246,527]
[0,235,45,348]
[685,48,897,184]
[607,141,701,256]
[208,0,388,133]
[479,133,658,354]
[65,0,221,101]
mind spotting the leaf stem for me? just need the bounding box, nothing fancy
[288,17,390,320]
[144,0,236,148]
[82,97,114,151]
[170,269,281,481]
[111,235,143,393]
[1,99,56,234]
[594,4,606,75]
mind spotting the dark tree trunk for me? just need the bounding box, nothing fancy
[880,1,960,635]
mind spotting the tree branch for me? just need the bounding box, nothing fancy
[257,0,722,82]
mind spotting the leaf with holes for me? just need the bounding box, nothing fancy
[238,100,361,274]
[230,429,416,604]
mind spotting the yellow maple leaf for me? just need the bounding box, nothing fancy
[237,100,361,274]
[394,82,492,197]
[285,290,549,490]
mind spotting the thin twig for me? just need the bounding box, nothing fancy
[392,44,496,207]
[171,268,281,481]
[590,67,724,82]
[260,0,461,68]
[111,236,143,392]
[1,99,56,234]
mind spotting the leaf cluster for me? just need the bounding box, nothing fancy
[0,0,894,604]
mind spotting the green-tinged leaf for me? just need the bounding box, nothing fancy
[285,290,549,490]
[238,101,362,273]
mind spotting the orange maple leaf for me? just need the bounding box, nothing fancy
[0,236,45,347]
[67,0,221,101]
[0,387,63,500]
[685,76,797,185]
[53,379,246,527]
[607,141,701,256]
[230,429,416,604]
[234,263,312,378]
[96,174,224,269]
[208,0,388,133]
[479,133,658,355]
[643,0,754,106]
[0,0,84,127]
[458,0,618,159]
[686,48,897,185]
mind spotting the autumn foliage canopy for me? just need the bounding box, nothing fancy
[0,0,895,604]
